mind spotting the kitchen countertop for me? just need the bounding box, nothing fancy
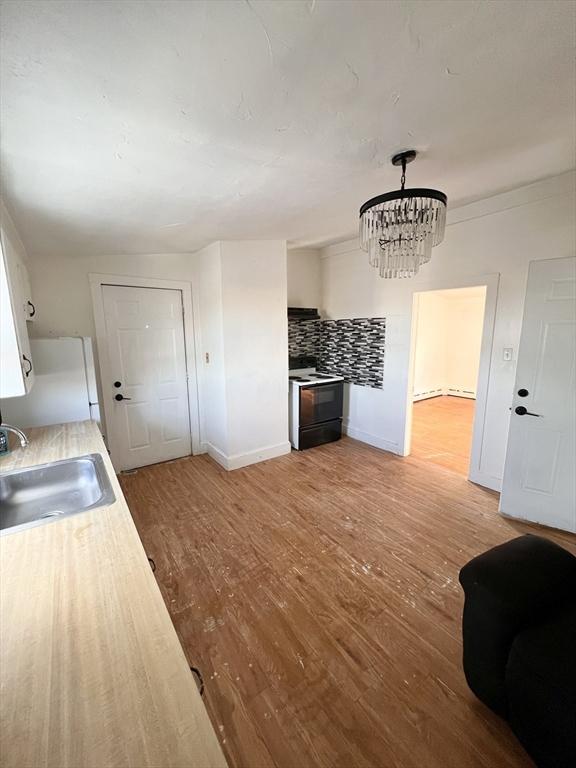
[0,420,227,768]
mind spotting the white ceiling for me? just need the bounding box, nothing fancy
[1,0,574,258]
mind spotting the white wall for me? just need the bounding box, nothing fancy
[413,287,486,400]
[287,248,322,309]
[219,241,289,464]
[320,172,576,490]
[444,290,486,396]
[413,291,447,399]
[26,241,290,470]
[28,251,199,340]
[26,250,202,444]
[195,242,228,454]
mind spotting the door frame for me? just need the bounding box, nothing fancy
[89,273,202,470]
[404,272,500,490]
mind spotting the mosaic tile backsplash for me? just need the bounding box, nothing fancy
[288,319,320,358]
[288,317,386,389]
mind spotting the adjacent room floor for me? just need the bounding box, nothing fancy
[411,396,476,476]
[120,438,575,768]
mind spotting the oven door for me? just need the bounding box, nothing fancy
[299,381,343,427]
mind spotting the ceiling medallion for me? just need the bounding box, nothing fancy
[359,150,447,279]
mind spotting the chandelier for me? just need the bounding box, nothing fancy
[359,150,447,279]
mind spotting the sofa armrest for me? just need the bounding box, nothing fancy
[458,535,576,718]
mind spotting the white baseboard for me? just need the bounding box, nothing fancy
[206,443,229,469]
[227,441,292,470]
[469,467,502,493]
[206,441,291,471]
[342,422,400,455]
[413,388,476,401]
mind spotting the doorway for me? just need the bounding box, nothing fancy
[90,274,201,471]
[408,286,487,477]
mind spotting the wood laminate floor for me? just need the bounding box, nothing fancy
[411,396,476,476]
[120,438,576,768]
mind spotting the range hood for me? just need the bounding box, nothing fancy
[288,307,321,320]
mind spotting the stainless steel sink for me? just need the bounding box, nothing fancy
[0,454,116,535]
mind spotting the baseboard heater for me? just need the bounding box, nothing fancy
[413,388,443,401]
[446,388,476,398]
[413,388,476,401]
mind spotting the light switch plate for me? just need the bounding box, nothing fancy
[503,347,513,361]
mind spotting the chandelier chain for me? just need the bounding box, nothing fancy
[400,157,406,190]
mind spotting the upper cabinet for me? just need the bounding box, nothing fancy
[0,212,35,398]
[18,260,36,321]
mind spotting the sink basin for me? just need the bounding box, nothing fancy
[0,453,116,535]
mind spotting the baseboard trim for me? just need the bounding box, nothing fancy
[413,389,444,402]
[414,388,476,402]
[343,422,400,455]
[469,468,502,493]
[445,389,476,399]
[206,441,292,471]
[206,443,229,469]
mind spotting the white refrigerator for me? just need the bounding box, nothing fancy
[0,337,100,428]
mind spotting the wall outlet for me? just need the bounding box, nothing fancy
[503,347,513,361]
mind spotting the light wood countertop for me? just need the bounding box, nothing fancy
[0,421,227,768]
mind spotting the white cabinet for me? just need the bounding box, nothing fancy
[0,226,35,398]
[18,261,36,321]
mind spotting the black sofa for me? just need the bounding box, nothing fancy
[459,534,576,768]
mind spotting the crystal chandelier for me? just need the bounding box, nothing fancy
[359,150,447,279]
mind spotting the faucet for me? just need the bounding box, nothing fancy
[1,423,29,448]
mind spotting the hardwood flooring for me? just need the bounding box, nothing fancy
[411,396,476,476]
[120,438,575,768]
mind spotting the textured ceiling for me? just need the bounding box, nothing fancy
[1,0,574,258]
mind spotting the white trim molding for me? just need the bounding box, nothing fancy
[207,441,291,471]
[413,388,476,401]
[89,272,202,471]
[343,421,401,454]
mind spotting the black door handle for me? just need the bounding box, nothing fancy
[27,301,36,318]
[113,381,122,388]
[115,393,132,401]
[515,406,541,417]
[22,355,32,377]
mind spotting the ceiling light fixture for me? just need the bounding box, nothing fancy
[359,150,447,279]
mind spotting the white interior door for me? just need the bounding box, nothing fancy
[102,284,191,471]
[500,256,576,533]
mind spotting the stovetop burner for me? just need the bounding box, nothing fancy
[289,375,310,381]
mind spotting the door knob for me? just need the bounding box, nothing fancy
[515,405,541,417]
[517,388,529,397]
[114,393,132,401]
[113,381,122,388]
